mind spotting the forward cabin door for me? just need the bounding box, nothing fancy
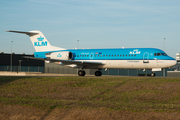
[143,52,149,63]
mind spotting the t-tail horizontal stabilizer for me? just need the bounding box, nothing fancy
[6,30,65,52]
[5,30,38,36]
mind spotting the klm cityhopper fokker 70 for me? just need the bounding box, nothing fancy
[6,30,176,76]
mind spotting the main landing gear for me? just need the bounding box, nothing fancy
[78,70,86,76]
[95,70,102,76]
[151,72,156,77]
[78,70,102,76]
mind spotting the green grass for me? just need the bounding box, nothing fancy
[0,76,180,112]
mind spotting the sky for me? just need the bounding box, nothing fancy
[0,0,180,58]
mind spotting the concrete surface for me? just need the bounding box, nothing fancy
[0,71,79,77]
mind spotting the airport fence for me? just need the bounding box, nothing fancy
[0,65,174,76]
[0,65,44,73]
[101,68,174,77]
[45,67,78,74]
[44,67,174,76]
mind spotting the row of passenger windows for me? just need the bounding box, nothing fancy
[154,53,167,56]
[74,54,137,57]
[74,53,167,57]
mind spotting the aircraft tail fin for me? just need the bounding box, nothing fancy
[6,30,65,52]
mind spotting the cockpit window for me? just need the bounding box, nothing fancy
[154,53,167,56]
[161,53,167,56]
[157,53,161,56]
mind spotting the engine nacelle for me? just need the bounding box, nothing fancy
[46,51,73,60]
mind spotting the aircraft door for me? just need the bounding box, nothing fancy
[89,52,94,60]
[143,52,149,63]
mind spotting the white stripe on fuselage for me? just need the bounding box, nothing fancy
[63,60,176,69]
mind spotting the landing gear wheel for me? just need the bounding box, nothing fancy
[151,72,156,77]
[95,71,102,76]
[78,70,86,76]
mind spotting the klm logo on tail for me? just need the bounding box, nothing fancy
[34,36,47,46]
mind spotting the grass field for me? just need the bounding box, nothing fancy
[0,76,180,119]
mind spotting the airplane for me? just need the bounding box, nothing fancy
[6,30,176,76]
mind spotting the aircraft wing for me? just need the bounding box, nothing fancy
[24,57,104,65]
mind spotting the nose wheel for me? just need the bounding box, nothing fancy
[78,70,86,76]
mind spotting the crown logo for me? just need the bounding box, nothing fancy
[37,36,44,41]
[57,54,62,57]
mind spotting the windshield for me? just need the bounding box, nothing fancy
[161,53,167,56]
[154,53,167,56]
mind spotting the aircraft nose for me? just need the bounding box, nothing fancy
[170,60,177,67]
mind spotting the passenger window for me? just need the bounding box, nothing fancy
[129,55,130,57]
[87,55,89,57]
[134,55,136,57]
[103,55,105,57]
[77,55,79,57]
[82,55,84,57]
[80,55,81,57]
[154,53,156,56]
[117,55,119,57]
[112,55,113,57]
